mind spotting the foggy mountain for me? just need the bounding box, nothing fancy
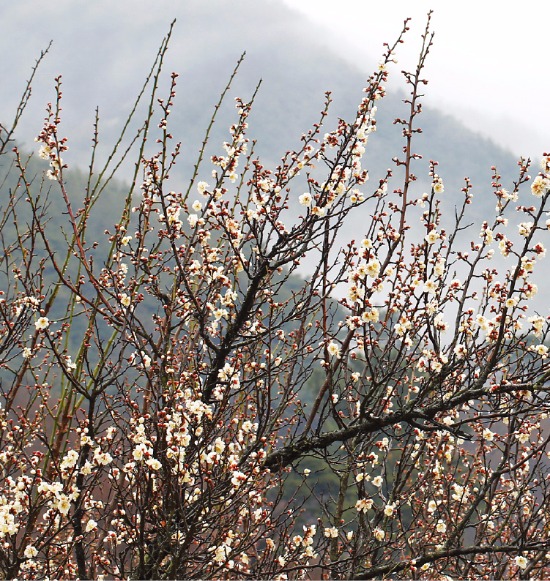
[2,0,541,303]
[2,0,519,189]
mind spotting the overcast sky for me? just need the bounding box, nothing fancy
[281,0,549,161]
[2,1,547,162]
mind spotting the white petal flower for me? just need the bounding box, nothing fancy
[35,317,50,331]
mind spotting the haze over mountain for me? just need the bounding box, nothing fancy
[3,0,543,304]
[2,1,518,185]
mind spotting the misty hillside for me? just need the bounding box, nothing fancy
[1,0,519,194]
[4,0,539,307]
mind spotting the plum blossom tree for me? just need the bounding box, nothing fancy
[0,13,550,580]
